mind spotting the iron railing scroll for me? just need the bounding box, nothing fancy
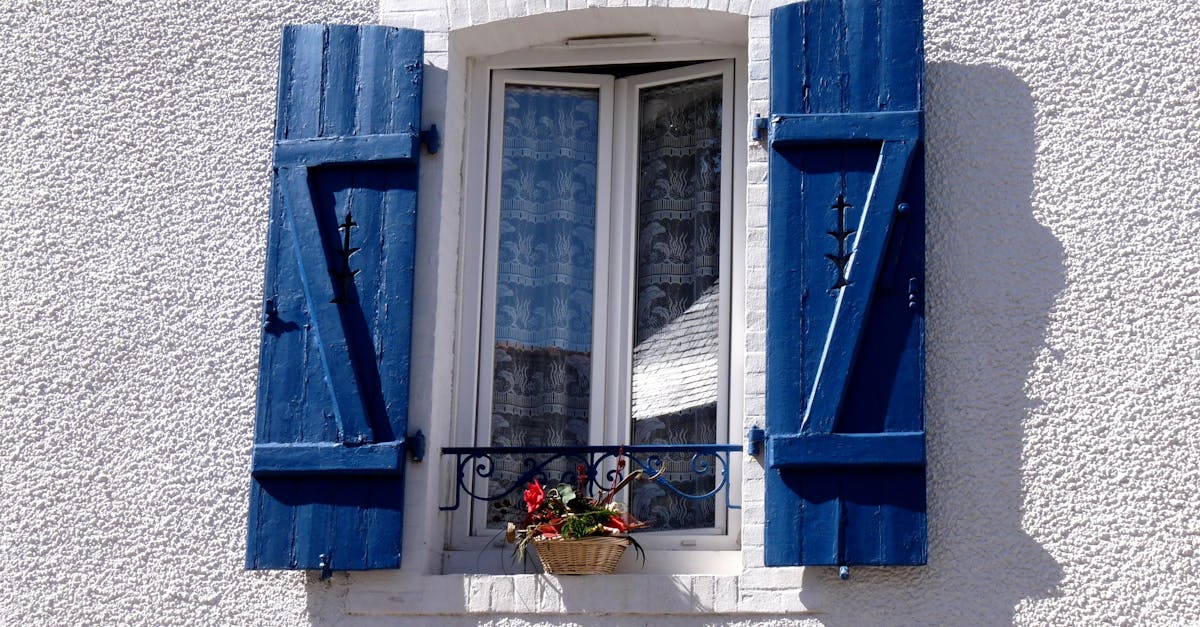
[439,445,742,517]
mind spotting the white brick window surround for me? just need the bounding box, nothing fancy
[448,50,745,570]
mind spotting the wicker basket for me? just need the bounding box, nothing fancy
[533,535,630,575]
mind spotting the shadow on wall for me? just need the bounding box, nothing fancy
[810,63,1066,625]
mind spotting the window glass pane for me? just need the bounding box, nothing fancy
[487,84,599,524]
[630,75,723,531]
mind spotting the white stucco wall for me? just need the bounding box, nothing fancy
[2,0,1198,624]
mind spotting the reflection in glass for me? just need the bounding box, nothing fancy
[630,75,723,531]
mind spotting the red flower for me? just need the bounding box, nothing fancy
[524,479,545,513]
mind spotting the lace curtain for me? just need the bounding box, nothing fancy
[486,85,599,523]
[484,76,723,532]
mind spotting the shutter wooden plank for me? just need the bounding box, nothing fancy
[771,0,807,116]
[323,26,359,136]
[797,471,840,564]
[804,0,841,113]
[247,24,423,572]
[766,0,925,568]
[356,27,390,133]
[282,26,323,141]
[369,28,421,444]
[843,0,881,112]
[880,0,923,112]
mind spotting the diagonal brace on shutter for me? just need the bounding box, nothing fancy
[799,140,919,434]
[277,166,379,444]
[769,112,922,435]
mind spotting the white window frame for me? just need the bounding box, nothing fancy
[450,42,747,574]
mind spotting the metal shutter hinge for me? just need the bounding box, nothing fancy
[420,125,440,154]
[747,425,765,457]
[751,115,769,143]
[406,430,426,463]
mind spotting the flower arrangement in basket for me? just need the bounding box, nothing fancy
[505,458,653,575]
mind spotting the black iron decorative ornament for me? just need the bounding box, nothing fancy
[825,193,855,290]
[332,210,361,304]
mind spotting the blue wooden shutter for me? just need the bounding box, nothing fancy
[246,24,423,572]
[765,0,926,566]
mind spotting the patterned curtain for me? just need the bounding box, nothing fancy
[630,76,723,531]
[486,85,599,525]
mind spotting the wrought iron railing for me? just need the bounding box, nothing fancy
[440,444,742,514]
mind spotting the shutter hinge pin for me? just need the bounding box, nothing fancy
[406,429,426,463]
[420,124,440,154]
[751,115,769,143]
[746,425,765,457]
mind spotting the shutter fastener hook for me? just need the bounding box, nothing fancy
[839,565,850,580]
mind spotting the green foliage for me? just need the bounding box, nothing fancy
[559,510,614,539]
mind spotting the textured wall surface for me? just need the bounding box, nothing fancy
[0,1,377,624]
[2,0,1198,625]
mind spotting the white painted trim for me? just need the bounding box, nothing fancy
[483,43,744,72]
[450,39,749,565]
[612,59,741,551]
[442,547,741,575]
[345,570,824,616]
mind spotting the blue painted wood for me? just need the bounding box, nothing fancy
[247,24,423,572]
[277,165,376,443]
[766,0,926,567]
[767,432,925,468]
[770,112,923,144]
[252,442,406,476]
[800,140,918,435]
[274,134,420,167]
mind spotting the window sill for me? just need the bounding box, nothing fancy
[442,548,741,575]
[343,566,824,616]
